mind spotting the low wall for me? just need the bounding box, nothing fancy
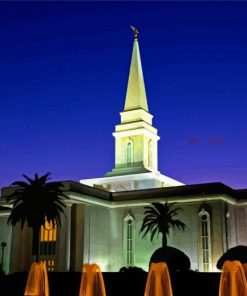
[0,270,221,296]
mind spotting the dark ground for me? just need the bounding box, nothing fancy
[0,270,220,296]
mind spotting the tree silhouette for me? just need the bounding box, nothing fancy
[140,202,186,247]
[7,173,68,262]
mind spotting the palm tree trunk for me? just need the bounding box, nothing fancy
[162,235,167,248]
[32,226,40,262]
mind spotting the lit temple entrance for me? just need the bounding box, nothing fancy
[39,220,57,271]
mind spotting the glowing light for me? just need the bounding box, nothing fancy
[24,261,49,296]
[219,261,247,296]
[40,220,57,242]
[144,262,173,296]
[79,263,106,296]
[39,219,57,271]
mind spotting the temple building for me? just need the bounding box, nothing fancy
[0,30,247,274]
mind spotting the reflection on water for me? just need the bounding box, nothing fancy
[24,261,49,296]
[79,263,106,296]
[144,262,173,296]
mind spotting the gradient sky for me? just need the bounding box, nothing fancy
[1,1,247,189]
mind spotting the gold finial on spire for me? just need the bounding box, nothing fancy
[130,26,139,39]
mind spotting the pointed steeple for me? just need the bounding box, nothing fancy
[104,27,160,177]
[124,29,148,112]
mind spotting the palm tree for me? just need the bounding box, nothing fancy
[140,202,186,247]
[6,173,68,262]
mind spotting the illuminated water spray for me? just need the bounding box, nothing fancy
[144,262,173,296]
[219,260,247,296]
[24,261,49,296]
[79,263,106,296]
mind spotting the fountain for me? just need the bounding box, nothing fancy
[243,263,247,277]
[144,262,173,296]
[218,260,247,296]
[24,261,49,296]
[79,263,106,296]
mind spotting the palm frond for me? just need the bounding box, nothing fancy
[7,173,69,231]
[22,175,34,184]
[140,201,186,246]
[11,181,28,188]
[39,172,51,184]
[169,219,186,231]
[150,225,159,241]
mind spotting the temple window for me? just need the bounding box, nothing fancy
[148,140,152,168]
[126,139,133,165]
[123,214,135,267]
[198,209,212,272]
[39,219,57,271]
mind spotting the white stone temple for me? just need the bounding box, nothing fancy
[0,30,247,274]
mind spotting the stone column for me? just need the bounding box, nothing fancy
[0,215,12,274]
[70,204,85,272]
[55,204,72,271]
[211,202,224,270]
[235,206,247,245]
[10,222,32,273]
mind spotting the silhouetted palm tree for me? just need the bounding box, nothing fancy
[7,173,68,262]
[140,202,186,247]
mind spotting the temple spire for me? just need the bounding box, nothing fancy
[130,26,139,39]
[124,27,149,112]
[104,28,160,177]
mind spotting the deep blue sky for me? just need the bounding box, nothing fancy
[1,1,247,189]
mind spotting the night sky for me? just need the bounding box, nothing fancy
[1,1,247,189]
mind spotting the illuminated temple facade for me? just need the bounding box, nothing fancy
[1,33,247,274]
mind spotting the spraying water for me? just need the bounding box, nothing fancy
[24,261,49,296]
[144,262,173,296]
[79,263,106,296]
[219,260,247,296]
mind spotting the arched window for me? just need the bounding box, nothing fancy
[198,209,212,272]
[123,214,135,267]
[39,219,57,271]
[148,140,152,168]
[225,204,231,250]
[126,139,133,165]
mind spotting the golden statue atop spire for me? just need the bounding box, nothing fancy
[130,26,139,39]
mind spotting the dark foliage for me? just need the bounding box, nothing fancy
[119,266,146,273]
[217,245,247,269]
[6,173,69,261]
[140,202,186,247]
[149,246,191,271]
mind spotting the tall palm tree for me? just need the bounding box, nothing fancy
[140,202,186,247]
[6,173,68,262]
